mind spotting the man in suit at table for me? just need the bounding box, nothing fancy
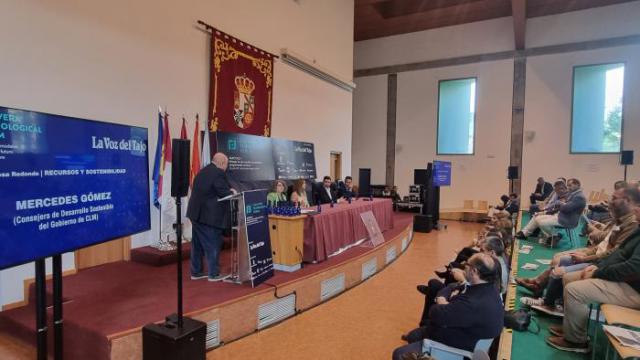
[187,152,236,282]
[338,176,357,199]
[317,176,339,204]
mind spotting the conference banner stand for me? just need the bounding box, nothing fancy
[221,189,274,288]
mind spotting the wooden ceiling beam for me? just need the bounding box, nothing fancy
[355,0,511,40]
[512,0,526,50]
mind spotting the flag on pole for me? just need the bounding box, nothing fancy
[180,117,187,139]
[201,121,211,169]
[190,114,201,187]
[151,108,164,209]
[159,112,176,242]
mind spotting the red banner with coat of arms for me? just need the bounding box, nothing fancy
[208,28,275,137]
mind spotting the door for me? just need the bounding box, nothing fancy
[330,152,342,180]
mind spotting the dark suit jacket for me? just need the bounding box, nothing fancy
[186,164,233,229]
[317,185,338,204]
[426,282,504,352]
[337,187,357,199]
[534,182,553,200]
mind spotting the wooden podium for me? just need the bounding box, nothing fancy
[268,215,306,272]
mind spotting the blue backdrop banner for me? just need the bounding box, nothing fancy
[0,106,151,270]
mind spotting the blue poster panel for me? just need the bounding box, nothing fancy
[243,189,274,287]
[433,160,452,187]
[0,106,150,270]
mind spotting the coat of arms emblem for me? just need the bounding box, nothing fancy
[233,74,256,129]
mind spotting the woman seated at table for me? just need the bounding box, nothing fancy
[267,180,288,205]
[290,179,310,207]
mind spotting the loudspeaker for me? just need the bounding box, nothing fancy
[621,150,634,166]
[171,139,191,197]
[413,214,433,233]
[142,316,206,360]
[358,168,371,197]
[414,169,429,186]
[507,166,519,180]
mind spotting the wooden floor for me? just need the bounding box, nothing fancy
[208,221,481,360]
[0,221,481,360]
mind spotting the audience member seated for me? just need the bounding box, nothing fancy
[488,193,520,218]
[413,236,508,332]
[290,179,310,208]
[392,253,504,359]
[580,180,628,236]
[530,177,553,205]
[266,179,288,205]
[337,176,357,199]
[317,176,339,204]
[517,186,639,317]
[488,195,510,218]
[530,177,566,215]
[517,178,586,247]
[546,185,640,353]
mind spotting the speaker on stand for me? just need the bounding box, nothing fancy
[358,168,371,198]
[621,150,634,182]
[507,166,519,194]
[143,139,206,360]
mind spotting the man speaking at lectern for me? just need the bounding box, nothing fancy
[187,152,234,282]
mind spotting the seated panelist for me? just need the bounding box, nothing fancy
[266,179,287,205]
[317,176,339,204]
[290,179,310,208]
[338,176,357,199]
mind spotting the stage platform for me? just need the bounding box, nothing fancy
[0,212,414,360]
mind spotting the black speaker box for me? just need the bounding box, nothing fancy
[621,150,634,166]
[358,168,371,197]
[142,316,206,360]
[413,214,433,233]
[171,139,191,197]
[507,166,519,180]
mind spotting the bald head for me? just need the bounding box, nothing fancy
[466,253,499,285]
[212,152,229,171]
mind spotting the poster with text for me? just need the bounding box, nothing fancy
[243,189,274,287]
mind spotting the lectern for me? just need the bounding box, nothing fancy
[268,215,306,272]
[219,192,252,284]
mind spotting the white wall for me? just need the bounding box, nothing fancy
[0,0,354,307]
[351,75,388,185]
[522,45,640,201]
[353,2,640,209]
[394,61,514,208]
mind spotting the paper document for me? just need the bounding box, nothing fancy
[603,325,640,351]
[218,194,235,202]
[521,263,539,270]
[536,259,552,265]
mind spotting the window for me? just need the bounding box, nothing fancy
[437,78,476,155]
[571,63,624,153]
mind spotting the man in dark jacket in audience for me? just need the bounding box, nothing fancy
[392,253,504,359]
[546,185,640,353]
[530,177,553,204]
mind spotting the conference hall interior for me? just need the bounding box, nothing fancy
[1,1,640,359]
